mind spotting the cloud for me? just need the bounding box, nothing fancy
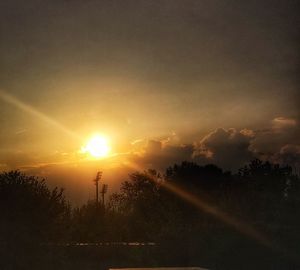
[190,117,299,171]
[250,116,299,155]
[193,128,254,170]
[273,144,300,168]
[129,136,194,171]
[145,140,162,154]
[272,117,297,130]
[126,117,299,172]
[130,138,144,145]
[15,129,27,135]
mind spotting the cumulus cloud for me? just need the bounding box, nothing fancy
[272,117,297,130]
[193,117,299,170]
[126,117,299,172]
[250,116,299,155]
[193,128,254,170]
[145,140,162,154]
[273,144,300,168]
[130,135,194,171]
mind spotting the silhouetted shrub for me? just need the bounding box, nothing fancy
[0,171,70,268]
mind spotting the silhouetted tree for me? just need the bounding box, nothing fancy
[0,171,70,243]
[108,171,164,241]
[165,161,233,192]
[0,171,70,268]
[165,161,236,220]
[238,159,300,237]
[71,200,106,242]
[107,160,300,242]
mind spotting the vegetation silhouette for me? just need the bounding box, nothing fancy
[0,171,71,269]
[0,160,299,269]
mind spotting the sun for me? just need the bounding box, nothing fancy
[81,134,110,158]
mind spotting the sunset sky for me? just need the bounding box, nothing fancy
[1,1,299,203]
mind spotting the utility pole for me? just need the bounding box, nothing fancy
[94,171,102,204]
[100,184,108,207]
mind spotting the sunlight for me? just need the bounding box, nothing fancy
[0,90,80,140]
[81,134,110,158]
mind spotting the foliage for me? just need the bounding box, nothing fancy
[71,201,105,242]
[0,171,70,245]
[108,160,300,248]
[107,171,163,241]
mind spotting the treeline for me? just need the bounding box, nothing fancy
[73,160,300,244]
[1,159,300,269]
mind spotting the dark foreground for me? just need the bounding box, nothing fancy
[1,163,300,270]
[1,240,300,270]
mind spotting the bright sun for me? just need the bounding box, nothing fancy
[81,135,110,158]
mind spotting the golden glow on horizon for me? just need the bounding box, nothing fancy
[81,134,110,158]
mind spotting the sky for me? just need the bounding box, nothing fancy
[0,0,299,203]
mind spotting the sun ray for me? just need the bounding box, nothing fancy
[0,90,80,140]
[142,171,275,249]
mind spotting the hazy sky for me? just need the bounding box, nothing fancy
[1,1,299,202]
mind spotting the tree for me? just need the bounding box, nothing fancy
[165,161,232,192]
[71,200,106,242]
[0,171,70,247]
[108,170,164,241]
[238,160,300,233]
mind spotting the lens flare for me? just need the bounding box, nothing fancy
[81,135,110,158]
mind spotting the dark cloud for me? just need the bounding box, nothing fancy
[145,140,162,155]
[128,128,255,172]
[274,144,300,168]
[250,117,300,155]
[192,117,300,170]
[131,117,300,172]
[131,138,194,171]
[193,128,254,170]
